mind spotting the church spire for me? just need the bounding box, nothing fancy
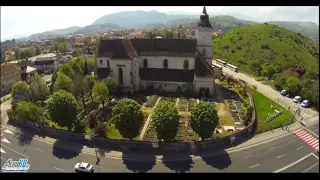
[202,6,207,15]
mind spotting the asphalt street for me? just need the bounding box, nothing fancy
[307,121,319,137]
[1,125,318,173]
[214,60,319,126]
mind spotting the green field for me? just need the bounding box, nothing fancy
[253,91,293,133]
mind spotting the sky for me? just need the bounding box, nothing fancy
[1,6,319,41]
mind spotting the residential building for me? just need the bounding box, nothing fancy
[95,7,219,96]
[34,57,58,74]
[21,66,38,83]
[1,63,21,95]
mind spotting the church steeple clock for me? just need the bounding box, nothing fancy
[196,6,214,65]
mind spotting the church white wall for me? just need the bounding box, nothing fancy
[109,59,132,89]
[140,80,188,93]
[194,76,215,96]
[132,58,140,92]
[138,56,195,70]
[96,57,111,68]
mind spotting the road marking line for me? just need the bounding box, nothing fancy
[1,134,3,137]
[249,164,260,168]
[1,157,7,161]
[303,127,319,138]
[297,146,303,150]
[310,140,318,146]
[1,148,6,154]
[34,148,44,152]
[302,162,319,173]
[312,143,318,147]
[292,129,302,133]
[311,153,319,159]
[268,147,275,151]
[241,155,252,158]
[276,155,284,159]
[1,137,11,144]
[3,129,13,135]
[1,144,29,158]
[274,153,313,173]
[54,167,65,172]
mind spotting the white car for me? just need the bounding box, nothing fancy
[75,162,94,173]
[293,96,302,103]
[301,100,311,108]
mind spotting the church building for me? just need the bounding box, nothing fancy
[96,6,219,96]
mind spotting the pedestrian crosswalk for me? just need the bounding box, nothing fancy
[292,129,319,151]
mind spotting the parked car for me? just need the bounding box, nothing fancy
[301,100,312,108]
[75,162,94,173]
[280,89,288,96]
[293,96,303,103]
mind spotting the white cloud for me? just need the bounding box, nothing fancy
[1,6,318,41]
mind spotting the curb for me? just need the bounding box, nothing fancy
[2,123,301,162]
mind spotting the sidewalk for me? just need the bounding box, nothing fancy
[2,120,303,162]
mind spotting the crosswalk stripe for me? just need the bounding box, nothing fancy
[300,134,312,139]
[310,140,319,146]
[292,129,302,134]
[312,143,319,147]
[307,139,318,144]
[0,148,6,154]
[304,137,315,142]
[295,131,306,136]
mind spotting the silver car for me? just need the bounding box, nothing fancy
[75,162,94,173]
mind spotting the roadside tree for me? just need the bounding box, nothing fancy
[15,101,45,125]
[11,81,31,104]
[31,74,50,107]
[285,76,301,95]
[152,101,180,142]
[54,72,73,93]
[189,102,219,141]
[112,99,144,140]
[46,90,79,131]
[84,74,96,101]
[102,77,116,102]
[92,81,109,111]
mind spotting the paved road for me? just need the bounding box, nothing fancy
[1,125,318,173]
[213,60,319,126]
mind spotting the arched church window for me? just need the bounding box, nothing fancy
[183,60,189,69]
[143,59,148,68]
[107,59,110,68]
[163,59,168,69]
[202,48,206,56]
[118,67,124,85]
[100,59,103,64]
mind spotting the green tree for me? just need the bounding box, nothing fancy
[50,71,58,93]
[46,90,79,131]
[272,74,287,90]
[189,102,219,141]
[54,72,73,93]
[285,76,301,94]
[14,48,20,59]
[152,101,180,142]
[102,77,116,102]
[84,74,96,101]
[11,81,31,104]
[30,74,50,107]
[19,50,26,59]
[92,81,109,111]
[35,45,41,55]
[86,58,96,72]
[15,101,45,125]
[68,58,83,75]
[112,99,144,140]
[73,73,86,109]
[58,64,74,79]
[262,65,275,78]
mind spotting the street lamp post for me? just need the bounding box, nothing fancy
[90,132,100,172]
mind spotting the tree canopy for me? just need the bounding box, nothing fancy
[102,77,116,96]
[15,101,45,124]
[11,81,31,103]
[58,64,74,79]
[189,102,219,140]
[54,72,74,93]
[152,101,180,142]
[92,81,109,109]
[46,90,79,131]
[30,74,50,106]
[112,99,144,140]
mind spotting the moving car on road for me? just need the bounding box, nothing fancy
[301,100,312,108]
[293,96,302,103]
[75,162,94,173]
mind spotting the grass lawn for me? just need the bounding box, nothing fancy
[0,95,11,104]
[105,124,123,139]
[253,91,293,134]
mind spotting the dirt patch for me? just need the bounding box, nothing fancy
[216,102,229,116]
[216,102,235,127]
